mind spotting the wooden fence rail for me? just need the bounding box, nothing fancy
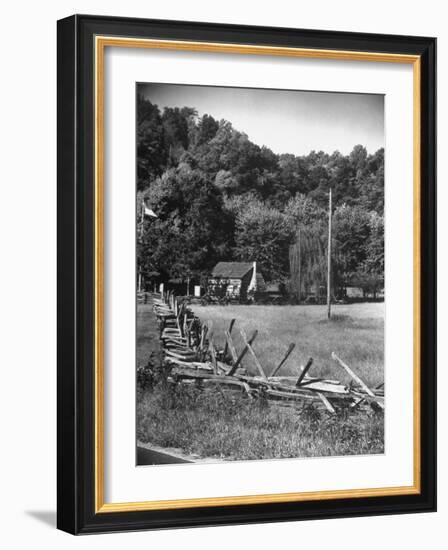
[150,292,384,414]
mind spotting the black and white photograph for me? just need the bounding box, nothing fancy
[135,83,385,466]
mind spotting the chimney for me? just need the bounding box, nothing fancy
[249,261,257,291]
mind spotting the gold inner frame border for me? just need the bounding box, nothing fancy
[94,35,421,514]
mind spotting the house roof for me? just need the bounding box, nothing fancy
[211,262,254,279]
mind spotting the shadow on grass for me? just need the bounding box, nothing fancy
[318,314,353,323]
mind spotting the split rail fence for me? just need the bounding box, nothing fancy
[151,291,384,414]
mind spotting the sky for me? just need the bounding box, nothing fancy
[138,83,384,157]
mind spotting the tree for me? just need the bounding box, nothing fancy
[162,106,197,166]
[349,144,368,176]
[333,204,370,272]
[139,165,234,282]
[360,211,384,296]
[286,195,328,299]
[277,154,309,202]
[359,148,384,213]
[214,170,239,194]
[234,201,293,282]
[284,193,327,227]
[332,204,381,293]
[196,114,219,145]
[137,95,168,190]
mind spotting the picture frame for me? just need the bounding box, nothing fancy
[57,14,436,534]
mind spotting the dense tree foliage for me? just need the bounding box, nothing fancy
[137,94,384,296]
[234,200,293,282]
[139,164,234,283]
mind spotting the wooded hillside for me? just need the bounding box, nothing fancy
[137,94,384,298]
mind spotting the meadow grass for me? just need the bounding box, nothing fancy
[137,303,162,365]
[191,303,384,388]
[137,381,384,460]
[136,302,384,461]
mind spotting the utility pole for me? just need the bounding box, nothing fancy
[327,188,332,319]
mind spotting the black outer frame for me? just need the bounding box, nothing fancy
[57,14,436,535]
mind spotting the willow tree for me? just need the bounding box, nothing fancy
[289,222,328,301]
[286,194,328,301]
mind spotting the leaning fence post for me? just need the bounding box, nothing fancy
[317,392,336,414]
[209,335,218,375]
[224,329,238,364]
[240,328,267,379]
[351,382,384,409]
[271,343,295,377]
[331,352,384,410]
[222,319,235,360]
[296,358,314,386]
[228,330,258,375]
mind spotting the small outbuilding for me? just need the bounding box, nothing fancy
[208,261,264,301]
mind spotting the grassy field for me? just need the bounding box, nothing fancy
[191,303,384,388]
[137,303,162,366]
[136,301,384,461]
[137,381,384,461]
